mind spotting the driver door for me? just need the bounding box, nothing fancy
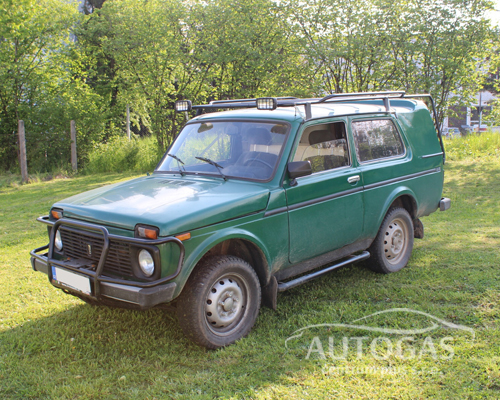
[285,120,364,264]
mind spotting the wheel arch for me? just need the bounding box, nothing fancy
[389,193,418,219]
[376,187,419,233]
[177,230,272,294]
[200,238,271,288]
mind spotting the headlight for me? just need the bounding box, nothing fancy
[138,249,155,277]
[55,230,63,251]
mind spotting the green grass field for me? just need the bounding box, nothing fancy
[1,142,499,399]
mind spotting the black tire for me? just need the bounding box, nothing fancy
[176,255,261,349]
[368,207,414,274]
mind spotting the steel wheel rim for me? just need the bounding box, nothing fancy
[383,217,409,265]
[205,273,249,336]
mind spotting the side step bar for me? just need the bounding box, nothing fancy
[277,251,370,292]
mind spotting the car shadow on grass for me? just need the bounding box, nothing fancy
[0,263,402,398]
[0,291,316,399]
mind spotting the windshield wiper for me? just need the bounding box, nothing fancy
[195,157,227,181]
[167,153,186,176]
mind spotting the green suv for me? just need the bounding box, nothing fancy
[31,91,451,348]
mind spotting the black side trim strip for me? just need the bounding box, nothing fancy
[264,207,288,218]
[364,167,441,191]
[265,187,363,217]
[288,187,363,211]
[421,152,444,159]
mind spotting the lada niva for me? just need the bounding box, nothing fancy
[31,91,451,348]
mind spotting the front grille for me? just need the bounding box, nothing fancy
[60,227,134,277]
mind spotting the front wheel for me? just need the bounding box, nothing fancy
[176,255,261,349]
[368,207,414,274]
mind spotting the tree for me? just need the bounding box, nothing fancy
[186,0,314,100]
[289,0,397,93]
[289,0,496,125]
[386,0,495,125]
[83,0,205,150]
[0,0,82,171]
[79,0,311,150]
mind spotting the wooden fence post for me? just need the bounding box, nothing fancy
[18,120,28,183]
[71,120,77,171]
[126,104,130,140]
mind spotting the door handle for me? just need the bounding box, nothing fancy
[347,175,360,184]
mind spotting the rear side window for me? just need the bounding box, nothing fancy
[351,119,405,162]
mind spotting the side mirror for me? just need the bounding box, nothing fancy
[287,161,312,179]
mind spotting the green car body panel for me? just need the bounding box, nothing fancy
[30,93,449,347]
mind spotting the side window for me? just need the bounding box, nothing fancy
[351,119,405,163]
[292,122,350,174]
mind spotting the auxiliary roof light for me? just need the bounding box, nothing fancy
[256,97,277,110]
[175,100,192,112]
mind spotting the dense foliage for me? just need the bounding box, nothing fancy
[0,0,497,173]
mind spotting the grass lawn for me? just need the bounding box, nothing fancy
[0,154,499,399]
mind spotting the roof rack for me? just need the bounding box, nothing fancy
[178,91,411,117]
[174,91,445,161]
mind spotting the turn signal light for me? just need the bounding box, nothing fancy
[51,209,63,220]
[137,226,158,240]
[175,232,191,241]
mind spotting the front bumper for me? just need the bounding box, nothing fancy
[31,217,185,309]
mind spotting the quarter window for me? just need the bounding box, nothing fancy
[292,122,350,173]
[351,119,404,162]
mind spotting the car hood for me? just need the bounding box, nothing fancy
[54,175,271,235]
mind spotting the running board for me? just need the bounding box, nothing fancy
[277,251,370,292]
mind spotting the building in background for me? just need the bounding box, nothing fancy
[444,90,498,136]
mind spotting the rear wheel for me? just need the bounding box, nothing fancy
[368,207,414,274]
[176,255,261,349]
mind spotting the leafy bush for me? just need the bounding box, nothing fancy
[445,131,500,161]
[84,135,163,174]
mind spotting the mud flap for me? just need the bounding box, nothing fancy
[414,218,424,239]
[262,276,278,310]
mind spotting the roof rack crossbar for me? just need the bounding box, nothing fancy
[210,98,257,105]
[209,96,298,106]
[318,91,405,103]
[293,95,399,112]
[193,103,256,110]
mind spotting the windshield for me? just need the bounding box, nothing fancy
[156,121,289,181]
